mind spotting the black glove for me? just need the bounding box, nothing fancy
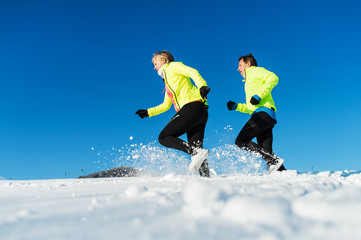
[227,101,237,111]
[250,95,261,105]
[135,109,148,119]
[200,86,210,100]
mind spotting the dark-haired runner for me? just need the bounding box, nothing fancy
[227,53,286,173]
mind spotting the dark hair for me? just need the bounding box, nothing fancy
[238,53,257,66]
[152,50,175,64]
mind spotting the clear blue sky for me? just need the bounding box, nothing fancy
[1,0,360,179]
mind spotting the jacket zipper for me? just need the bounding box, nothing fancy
[163,70,181,111]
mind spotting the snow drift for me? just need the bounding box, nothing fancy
[1,170,361,240]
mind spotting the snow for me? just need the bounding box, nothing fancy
[1,171,361,240]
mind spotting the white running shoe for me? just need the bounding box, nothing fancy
[189,148,209,172]
[267,156,284,174]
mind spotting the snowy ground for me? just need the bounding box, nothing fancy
[1,170,361,240]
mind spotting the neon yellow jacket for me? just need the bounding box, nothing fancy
[148,62,208,117]
[236,66,278,115]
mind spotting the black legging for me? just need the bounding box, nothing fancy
[235,111,276,162]
[158,101,208,155]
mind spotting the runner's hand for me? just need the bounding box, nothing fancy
[227,101,237,111]
[250,95,261,105]
[200,86,210,100]
[135,109,149,119]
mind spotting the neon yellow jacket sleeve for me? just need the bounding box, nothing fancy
[169,62,208,88]
[256,70,279,99]
[147,93,172,117]
[236,103,253,114]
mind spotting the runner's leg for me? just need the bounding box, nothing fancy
[235,112,276,162]
[158,102,205,154]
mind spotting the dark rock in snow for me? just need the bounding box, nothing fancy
[79,167,141,178]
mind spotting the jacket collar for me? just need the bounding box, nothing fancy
[242,66,256,82]
[158,64,168,78]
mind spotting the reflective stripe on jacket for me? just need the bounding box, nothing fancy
[148,62,208,117]
[236,66,278,115]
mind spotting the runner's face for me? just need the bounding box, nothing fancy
[153,57,166,71]
[238,59,251,78]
